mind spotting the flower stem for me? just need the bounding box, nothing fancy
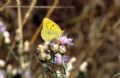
[62,55,67,78]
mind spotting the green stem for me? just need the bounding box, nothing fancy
[62,55,67,78]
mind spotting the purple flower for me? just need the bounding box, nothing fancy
[24,69,32,78]
[50,42,56,46]
[0,21,5,33]
[58,35,73,46]
[0,70,6,78]
[54,53,69,65]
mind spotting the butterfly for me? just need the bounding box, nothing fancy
[41,18,63,41]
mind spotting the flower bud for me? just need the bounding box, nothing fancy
[0,59,5,68]
[50,43,59,53]
[46,54,51,61]
[7,64,13,74]
[37,45,44,53]
[39,53,47,61]
[24,40,29,52]
[59,45,66,54]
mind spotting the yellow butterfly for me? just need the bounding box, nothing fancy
[41,18,63,41]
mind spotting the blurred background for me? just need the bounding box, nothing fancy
[0,0,120,78]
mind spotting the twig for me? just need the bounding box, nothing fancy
[113,19,120,29]
[5,41,16,62]
[7,5,74,9]
[16,0,23,54]
[29,0,59,47]
[23,0,37,26]
[32,67,43,78]
[0,0,11,11]
[113,73,120,77]
[16,0,24,72]
[45,0,59,17]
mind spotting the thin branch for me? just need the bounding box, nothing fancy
[6,5,74,9]
[0,0,11,11]
[23,0,37,26]
[113,73,120,77]
[16,0,23,54]
[5,41,16,62]
[16,0,24,72]
[113,19,120,29]
[29,0,59,47]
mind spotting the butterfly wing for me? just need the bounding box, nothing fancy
[43,18,61,30]
[41,18,63,41]
[41,28,62,41]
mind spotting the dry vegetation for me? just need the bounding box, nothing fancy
[0,0,120,78]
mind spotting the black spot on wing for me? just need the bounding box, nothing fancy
[46,25,48,28]
[52,24,54,27]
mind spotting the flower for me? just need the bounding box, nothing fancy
[24,69,32,78]
[54,53,69,65]
[59,45,66,54]
[50,43,59,53]
[39,53,51,62]
[66,57,76,78]
[0,59,5,68]
[0,21,5,33]
[58,35,73,47]
[3,31,11,44]
[0,70,6,78]
[79,61,88,73]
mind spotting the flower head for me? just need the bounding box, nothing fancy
[58,35,73,47]
[0,70,6,78]
[0,21,5,33]
[24,69,32,78]
[59,45,66,54]
[54,53,69,65]
[50,43,59,53]
[39,53,51,62]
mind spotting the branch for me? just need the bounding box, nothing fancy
[0,0,11,11]
[23,0,37,26]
